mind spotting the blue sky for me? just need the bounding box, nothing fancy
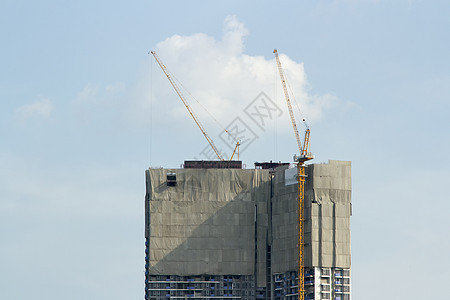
[1,1,449,299]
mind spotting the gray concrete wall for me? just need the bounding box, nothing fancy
[145,168,271,286]
[271,160,352,273]
[145,160,351,284]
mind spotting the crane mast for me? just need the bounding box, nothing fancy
[150,51,224,161]
[274,49,313,300]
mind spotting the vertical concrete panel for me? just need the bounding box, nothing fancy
[272,160,352,272]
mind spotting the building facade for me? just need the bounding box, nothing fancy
[144,160,352,299]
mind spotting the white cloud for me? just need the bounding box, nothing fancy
[72,82,127,125]
[105,82,126,95]
[15,99,53,121]
[74,82,126,106]
[75,84,99,104]
[145,15,338,135]
[222,15,249,55]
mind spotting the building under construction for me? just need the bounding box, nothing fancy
[144,159,352,300]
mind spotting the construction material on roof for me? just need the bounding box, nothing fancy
[184,160,242,169]
[255,161,290,170]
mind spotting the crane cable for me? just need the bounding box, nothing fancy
[164,63,238,144]
[284,68,309,130]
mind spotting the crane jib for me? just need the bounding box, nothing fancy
[150,51,224,161]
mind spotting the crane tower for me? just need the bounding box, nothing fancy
[274,49,314,300]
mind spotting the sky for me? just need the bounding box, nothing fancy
[1,0,449,299]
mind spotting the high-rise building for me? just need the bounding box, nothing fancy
[144,160,351,300]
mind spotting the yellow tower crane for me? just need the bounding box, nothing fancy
[274,49,314,300]
[151,50,239,161]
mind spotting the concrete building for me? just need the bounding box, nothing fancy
[144,160,351,300]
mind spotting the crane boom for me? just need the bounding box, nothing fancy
[273,49,303,155]
[150,51,224,161]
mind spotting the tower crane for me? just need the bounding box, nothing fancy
[274,49,314,300]
[151,50,235,161]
